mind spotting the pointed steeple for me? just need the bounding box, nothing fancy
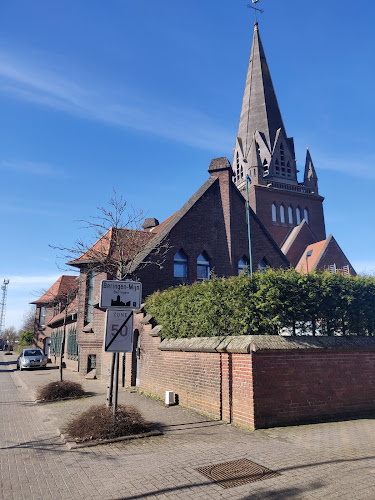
[233,23,298,187]
[237,23,286,155]
[304,148,318,193]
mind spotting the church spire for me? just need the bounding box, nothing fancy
[237,23,286,155]
[304,147,319,193]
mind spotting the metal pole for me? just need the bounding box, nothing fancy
[121,353,125,387]
[246,175,253,282]
[106,353,116,407]
[113,352,120,417]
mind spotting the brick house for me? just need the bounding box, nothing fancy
[31,275,78,359]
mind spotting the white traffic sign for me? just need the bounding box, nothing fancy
[104,309,134,352]
[100,280,142,309]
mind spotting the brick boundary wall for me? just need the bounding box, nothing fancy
[134,311,375,429]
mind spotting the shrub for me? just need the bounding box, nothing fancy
[66,404,150,442]
[37,380,85,401]
[145,269,375,338]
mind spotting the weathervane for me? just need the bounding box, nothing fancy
[247,0,264,24]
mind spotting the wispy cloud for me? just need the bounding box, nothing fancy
[5,274,63,286]
[307,151,375,180]
[0,49,233,153]
[1,159,68,178]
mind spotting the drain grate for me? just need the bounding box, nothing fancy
[196,458,280,489]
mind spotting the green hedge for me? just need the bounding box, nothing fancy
[145,269,375,338]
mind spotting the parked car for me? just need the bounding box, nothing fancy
[17,349,47,370]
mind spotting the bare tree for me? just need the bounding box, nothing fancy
[2,326,18,349]
[51,190,168,280]
[50,191,169,410]
[20,307,35,333]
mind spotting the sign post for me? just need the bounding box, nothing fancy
[101,280,142,414]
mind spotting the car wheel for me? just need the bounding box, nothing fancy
[19,364,23,371]
[16,362,19,370]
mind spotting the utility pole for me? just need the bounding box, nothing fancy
[0,279,10,336]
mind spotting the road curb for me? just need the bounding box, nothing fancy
[59,428,163,450]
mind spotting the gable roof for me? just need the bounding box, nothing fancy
[68,227,154,267]
[31,275,78,305]
[295,237,332,273]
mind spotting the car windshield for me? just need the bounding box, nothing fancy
[24,349,43,357]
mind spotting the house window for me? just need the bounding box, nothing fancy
[238,257,249,275]
[272,203,277,222]
[84,270,95,325]
[296,207,301,225]
[275,159,280,173]
[304,208,309,224]
[263,159,268,176]
[197,252,210,280]
[174,250,188,278]
[280,205,285,223]
[288,206,293,224]
[39,306,46,327]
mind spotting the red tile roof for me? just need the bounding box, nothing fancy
[295,239,330,273]
[31,275,79,305]
[68,227,155,266]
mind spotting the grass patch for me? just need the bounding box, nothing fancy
[66,404,151,442]
[37,380,85,401]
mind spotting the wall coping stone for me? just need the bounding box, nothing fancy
[158,335,375,354]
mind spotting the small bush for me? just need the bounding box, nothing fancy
[66,404,150,442]
[37,380,85,401]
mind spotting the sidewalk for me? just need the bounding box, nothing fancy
[2,351,375,499]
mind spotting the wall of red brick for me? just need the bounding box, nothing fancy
[252,351,375,428]
[134,316,375,429]
[135,320,255,427]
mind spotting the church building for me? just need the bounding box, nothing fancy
[33,21,355,377]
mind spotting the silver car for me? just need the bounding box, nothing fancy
[17,349,47,370]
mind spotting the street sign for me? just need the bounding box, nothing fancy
[100,280,142,309]
[104,309,134,352]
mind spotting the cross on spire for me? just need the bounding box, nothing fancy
[247,0,264,24]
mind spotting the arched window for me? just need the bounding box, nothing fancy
[288,206,293,224]
[39,306,46,327]
[238,257,249,275]
[280,205,285,223]
[197,252,210,281]
[304,209,309,224]
[174,250,188,279]
[272,203,277,222]
[258,259,269,272]
[296,207,301,225]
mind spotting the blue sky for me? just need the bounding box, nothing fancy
[1,0,374,330]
